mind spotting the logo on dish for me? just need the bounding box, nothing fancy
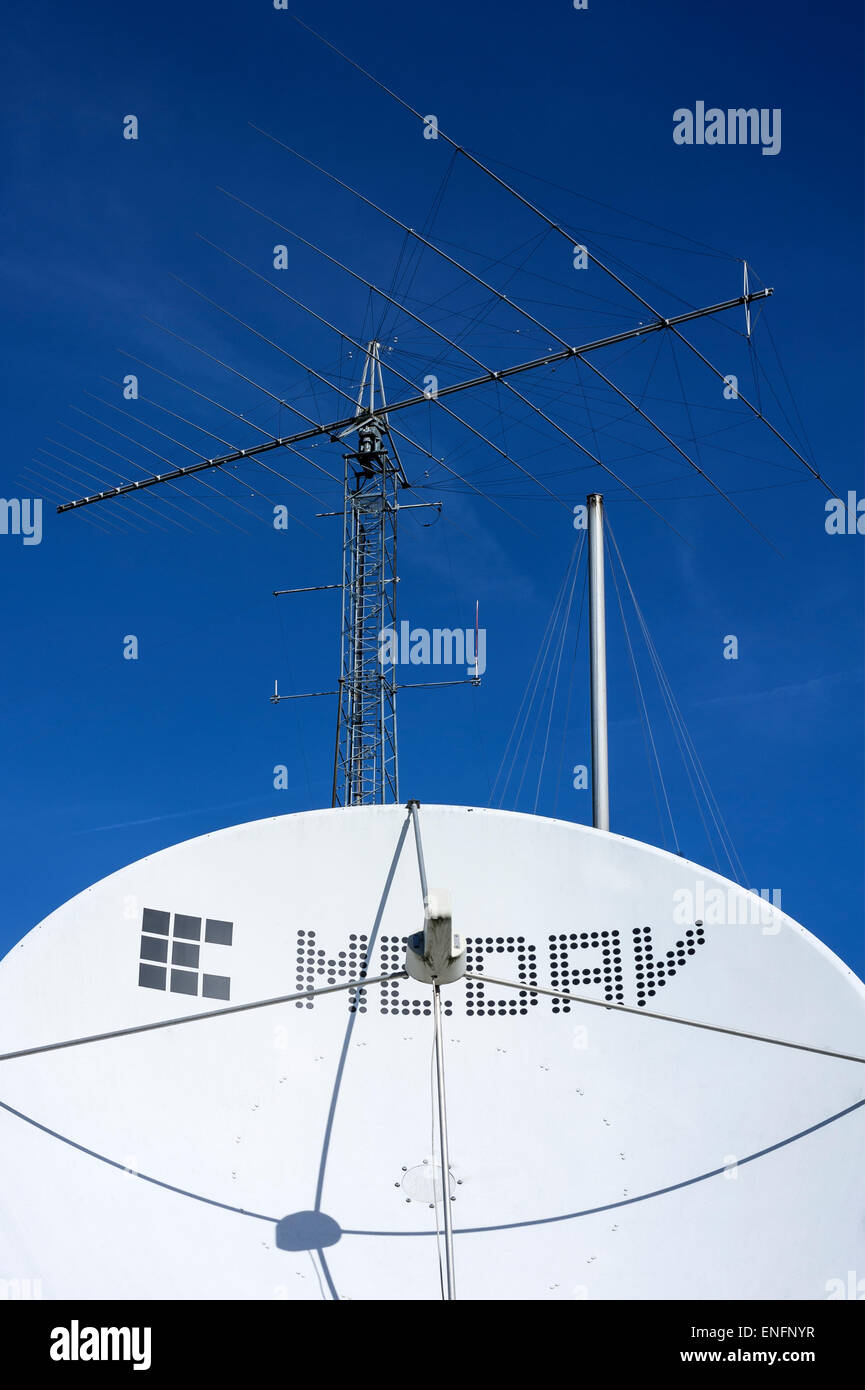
[137,908,232,1000]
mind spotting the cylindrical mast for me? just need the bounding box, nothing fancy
[587,493,609,830]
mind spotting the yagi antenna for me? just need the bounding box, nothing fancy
[52,54,831,807]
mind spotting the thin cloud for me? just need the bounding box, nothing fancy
[71,792,299,835]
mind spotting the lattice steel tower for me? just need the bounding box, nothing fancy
[333,342,408,807]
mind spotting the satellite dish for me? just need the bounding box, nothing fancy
[1,804,862,1300]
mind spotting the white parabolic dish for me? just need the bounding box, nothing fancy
[0,803,862,1300]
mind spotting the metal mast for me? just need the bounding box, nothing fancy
[587,493,610,831]
[334,342,405,807]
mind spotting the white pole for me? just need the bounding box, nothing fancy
[588,493,610,830]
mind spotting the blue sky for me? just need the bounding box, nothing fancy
[1,0,862,975]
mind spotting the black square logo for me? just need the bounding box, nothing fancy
[138,910,232,998]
